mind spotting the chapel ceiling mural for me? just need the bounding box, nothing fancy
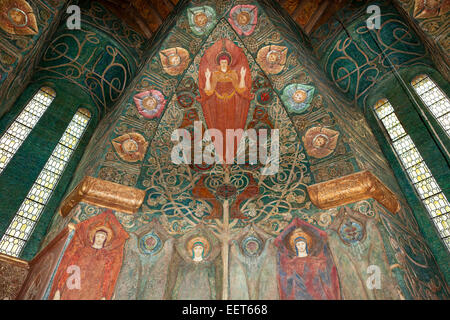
[0,0,448,302]
[23,0,446,301]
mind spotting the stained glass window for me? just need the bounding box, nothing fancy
[374,99,450,251]
[0,87,56,174]
[411,74,450,137]
[0,108,91,257]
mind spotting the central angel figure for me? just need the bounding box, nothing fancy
[198,39,253,163]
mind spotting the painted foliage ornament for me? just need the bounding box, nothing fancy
[281,84,315,113]
[228,5,258,36]
[216,183,238,199]
[0,0,38,35]
[133,90,166,119]
[112,132,148,162]
[256,45,288,74]
[302,127,340,159]
[187,6,216,36]
[159,47,190,76]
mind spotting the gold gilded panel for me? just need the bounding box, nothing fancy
[307,170,401,214]
[60,176,146,217]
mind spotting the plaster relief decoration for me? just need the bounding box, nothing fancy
[0,0,38,35]
[307,171,401,214]
[281,83,315,113]
[133,89,166,119]
[275,218,341,300]
[111,132,148,162]
[49,210,128,300]
[159,47,190,76]
[228,5,258,36]
[302,127,339,159]
[59,176,146,217]
[413,0,450,18]
[256,45,288,75]
[187,5,216,36]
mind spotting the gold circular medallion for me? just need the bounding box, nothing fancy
[167,53,181,66]
[122,139,139,154]
[266,50,280,64]
[194,12,208,27]
[312,134,329,149]
[292,89,307,103]
[8,8,28,27]
[237,11,250,26]
[142,96,157,110]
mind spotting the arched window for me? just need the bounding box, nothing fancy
[0,108,91,257]
[0,87,56,174]
[373,99,449,251]
[411,74,450,137]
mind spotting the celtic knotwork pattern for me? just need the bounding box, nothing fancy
[323,9,430,106]
[37,29,134,115]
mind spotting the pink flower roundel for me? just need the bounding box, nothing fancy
[133,90,166,119]
[228,5,258,36]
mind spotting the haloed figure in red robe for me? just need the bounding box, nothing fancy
[275,218,341,300]
[198,39,253,163]
[50,211,128,300]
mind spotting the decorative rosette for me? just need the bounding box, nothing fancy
[241,235,263,257]
[135,220,169,256]
[133,90,166,119]
[256,88,274,105]
[281,83,315,114]
[228,5,258,36]
[177,91,196,108]
[0,0,38,35]
[111,132,148,162]
[256,45,288,74]
[159,47,190,76]
[302,127,340,159]
[187,6,216,36]
[338,217,364,245]
[139,231,163,255]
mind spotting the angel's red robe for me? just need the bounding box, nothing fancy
[49,211,128,300]
[198,39,253,163]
